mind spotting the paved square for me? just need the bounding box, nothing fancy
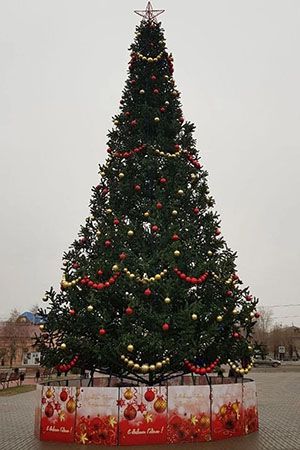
[0,370,299,450]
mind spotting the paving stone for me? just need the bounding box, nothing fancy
[0,371,299,450]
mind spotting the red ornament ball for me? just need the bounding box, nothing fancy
[159,177,167,184]
[226,290,233,297]
[69,309,75,315]
[162,323,169,331]
[45,402,54,418]
[104,240,112,248]
[97,269,103,276]
[193,207,200,214]
[113,218,120,225]
[99,328,106,336]
[151,75,157,81]
[172,234,180,241]
[144,388,155,402]
[130,119,137,127]
[134,184,141,192]
[125,307,133,315]
[60,389,68,402]
[254,312,260,318]
[119,252,127,260]
[156,202,163,209]
[153,88,159,94]
[151,225,159,233]
[160,107,166,113]
[144,288,152,296]
[124,404,137,421]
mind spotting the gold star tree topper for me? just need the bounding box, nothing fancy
[134,2,165,22]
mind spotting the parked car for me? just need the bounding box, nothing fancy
[253,357,281,368]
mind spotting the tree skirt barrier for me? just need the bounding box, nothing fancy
[35,377,258,446]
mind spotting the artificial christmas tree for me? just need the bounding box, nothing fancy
[37,2,259,387]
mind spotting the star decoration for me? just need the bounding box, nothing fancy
[190,414,198,426]
[143,412,153,423]
[137,402,147,413]
[134,2,165,22]
[79,432,88,444]
[108,416,117,428]
[58,411,65,422]
[116,398,126,407]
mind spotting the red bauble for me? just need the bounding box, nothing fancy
[151,225,159,233]
[172,234,179,241]
[144,388,155,402]
[193,207,200,214]
[144,288,152,296]
[134,184,141,192]
[151,75,157,81]
[215,228,221,236]
[45,402,54,418]
[153,88,159,94]
[130,119,137,127]
[69,309,75,315]
[125,307,133,315]
[233,332,240,339]
[174,144,180,151]
[104,240,112,248]
[97,269,103,276]
[154,395,167,413]
[199,368,207,375]
[72,262,79,269]
[60,389,68,402]
[254,312,260,318]
[124,404,137,421]
[226,290,233,297]
[119,252,127,260]
[162,323,169,331]
[99,328,106,336]
[156,202,163,209]
[130,79,136,85]
[246,295,252,301]
[159,177,167,184]
[113,218,120,225]
[160,107,166,113]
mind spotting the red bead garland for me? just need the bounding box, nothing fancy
[184,358,220,375]
[107,144,145,159]
[174,268,209,285]
[185,152,202,169]
[56,355,79,373]
[80,272,121,290]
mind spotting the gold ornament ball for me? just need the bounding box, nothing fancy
[178,189,184,195]
[232,364,236,370]
[162,360,166,365]
[172,210,178,216]
[144,211,150,218]
[235,367,240,373]
[133,363,140,370]
[174,250,180,257]
[121,355,125,360]
[156,362,163,369]
[232,308,238,315]
[114,120,119,125]
[128,360,134,367]
[239,368,245,375]
[112,264,119,272]
[191,173,196,180]
[154,117,160,122]
[155,274,161,281]
[128,230,134,237]
[96,230,101,236]
[207,250,213,256]
[149,364,156,371]
[127,344,134,352]
[250,312,255,318]
[164,297,171,304]
[248,345,253,351]
[60,343,66,350]
[139,89,145,94]
[129,273,135,279]
[216,315,223,322]
[39,324,44,330]
[244,368,249,374]
[124,358,129,363]
[191,314,198,320]
[118,172,125,179]
[141,364,149,374]
[106,208,112,214]
[87,305,94,312]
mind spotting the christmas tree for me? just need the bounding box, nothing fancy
[37,2,259,386]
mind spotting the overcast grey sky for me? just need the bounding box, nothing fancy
[0,0,300,325]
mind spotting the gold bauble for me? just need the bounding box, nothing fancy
[39,324,44,330]
[232,364,236,370]
[250,312,255,318]
[60,343,66,350]
[127,360,134,367]
[162,360,166,365]
[165,357,170,363]
[129,273,135,279]
[139,89,145,94]
[112,264,119,272]
[106,208,112,214]
[114,120,119,125]
[191,173,196,180]
[127,230,134,237]
[121,355,125,360]
[156,362,163,369]
[144,211,150,217]
[154,117,160,122]
[207,250,213,256]
[141,364,149,374]
[174,250,180,257]
[178,189,184,195]
[232,309,238,315]
[118,172,125,179]
[127,344,134,352]
[244,368,249,374]
[87,305,94,312]
[155,274,161,280]
[248,345,253,351]
[172,210,178,216]
[124,358,128,363]
[133,363,140,370]
[164,297,171,304]
[191,314,198,320]
[96,230,101,236]
[216,315,223,322]
[239,368,245,375]
[124,388,134,400]
[149,364,156,371]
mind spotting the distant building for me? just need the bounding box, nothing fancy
[0,313,42,367]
